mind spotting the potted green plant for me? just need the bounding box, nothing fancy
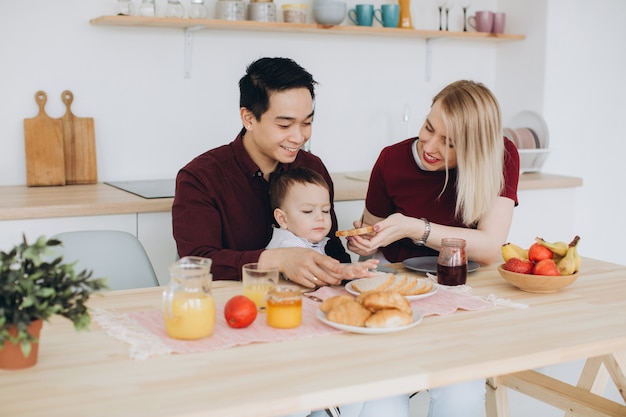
[0,235,108,370]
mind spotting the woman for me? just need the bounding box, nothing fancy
[347,80,520,417]
[348,79,519,265]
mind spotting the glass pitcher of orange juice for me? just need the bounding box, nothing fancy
[163,256,215,340]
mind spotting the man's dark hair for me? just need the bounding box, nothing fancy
[239,57,317,120]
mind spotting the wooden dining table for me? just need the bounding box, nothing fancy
[1,257,626,417]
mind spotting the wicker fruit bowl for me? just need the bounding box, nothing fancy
[497,264,579,293]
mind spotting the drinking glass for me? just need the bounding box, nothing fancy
[242,263,279,311]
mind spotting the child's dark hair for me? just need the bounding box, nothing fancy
[269,167,330,211]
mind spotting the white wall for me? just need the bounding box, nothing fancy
[542,0,626,266]
[2,0,625,268]
[1,0,503,187]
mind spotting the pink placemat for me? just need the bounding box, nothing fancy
[311,286,494,316]
[93,286,494,360]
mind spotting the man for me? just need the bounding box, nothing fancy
[173,57,362,288]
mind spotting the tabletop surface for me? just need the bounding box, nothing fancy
[1,257,625,417]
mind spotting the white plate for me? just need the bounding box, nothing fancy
[402,256,480,274]
[316,309,423,334]
[345,278,438,301]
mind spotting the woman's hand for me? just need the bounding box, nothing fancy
[259,247,343,288]
[345,218,378,257]
[348,213,421,254]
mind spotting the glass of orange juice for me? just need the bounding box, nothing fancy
[163,256,215,340]
[242,263,279,311]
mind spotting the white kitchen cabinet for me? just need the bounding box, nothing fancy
[137,211,177,285]
[0,214,136,257]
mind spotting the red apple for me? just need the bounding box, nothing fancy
[533,259,560,276]
[528,242,553,262]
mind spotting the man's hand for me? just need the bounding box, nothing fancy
[259,247,344,288]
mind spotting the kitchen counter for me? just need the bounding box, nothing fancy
[0,172,582,221]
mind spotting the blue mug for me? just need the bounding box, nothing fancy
[348,4,374,26]
[374,4,399,28]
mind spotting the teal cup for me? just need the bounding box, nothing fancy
[374,4,399,28]
[348,4,374,26]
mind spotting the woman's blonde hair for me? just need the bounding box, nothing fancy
[433,80,504,226]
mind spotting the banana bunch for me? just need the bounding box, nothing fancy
[501,235,581,275]
[555,236,581,275]
[501,242,528,262]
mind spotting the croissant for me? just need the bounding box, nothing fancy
[365,308,413,328]
[359,291,412,316]
[320,295,355,314]
[325,299,372,327]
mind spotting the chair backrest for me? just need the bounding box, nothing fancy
[50,230,159,291]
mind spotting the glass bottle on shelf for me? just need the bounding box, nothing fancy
[165,0,185,18]
[188,0,209,19]
[138,0,156,16]
[116,0,135,16]
[398,0,413,28]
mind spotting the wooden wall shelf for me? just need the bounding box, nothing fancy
[90,15,525,41]
[90,15,525,79]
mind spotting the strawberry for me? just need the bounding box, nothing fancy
[503,257,534,274]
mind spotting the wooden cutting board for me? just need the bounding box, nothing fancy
[23,91,66,186]
[61,90,97,184]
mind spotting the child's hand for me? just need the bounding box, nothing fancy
[340,259,379,279]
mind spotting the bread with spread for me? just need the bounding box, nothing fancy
[335,226,376,237]
[352,274,433,297]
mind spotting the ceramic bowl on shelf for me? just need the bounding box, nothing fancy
[313,0,346,25]
[497,264,579,293]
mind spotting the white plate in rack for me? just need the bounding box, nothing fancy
[509,111,549,149]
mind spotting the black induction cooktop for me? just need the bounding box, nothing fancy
[105,179,175,199]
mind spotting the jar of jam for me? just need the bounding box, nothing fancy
[436,238,468,286]
[266,285,302,329]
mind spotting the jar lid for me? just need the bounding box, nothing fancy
[268,284,301,300]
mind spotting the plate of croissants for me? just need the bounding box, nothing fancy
[317,291,423,334]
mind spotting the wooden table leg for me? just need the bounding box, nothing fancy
[564,357,609,417]
[601,351,626,403]
[485,377,510,417]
